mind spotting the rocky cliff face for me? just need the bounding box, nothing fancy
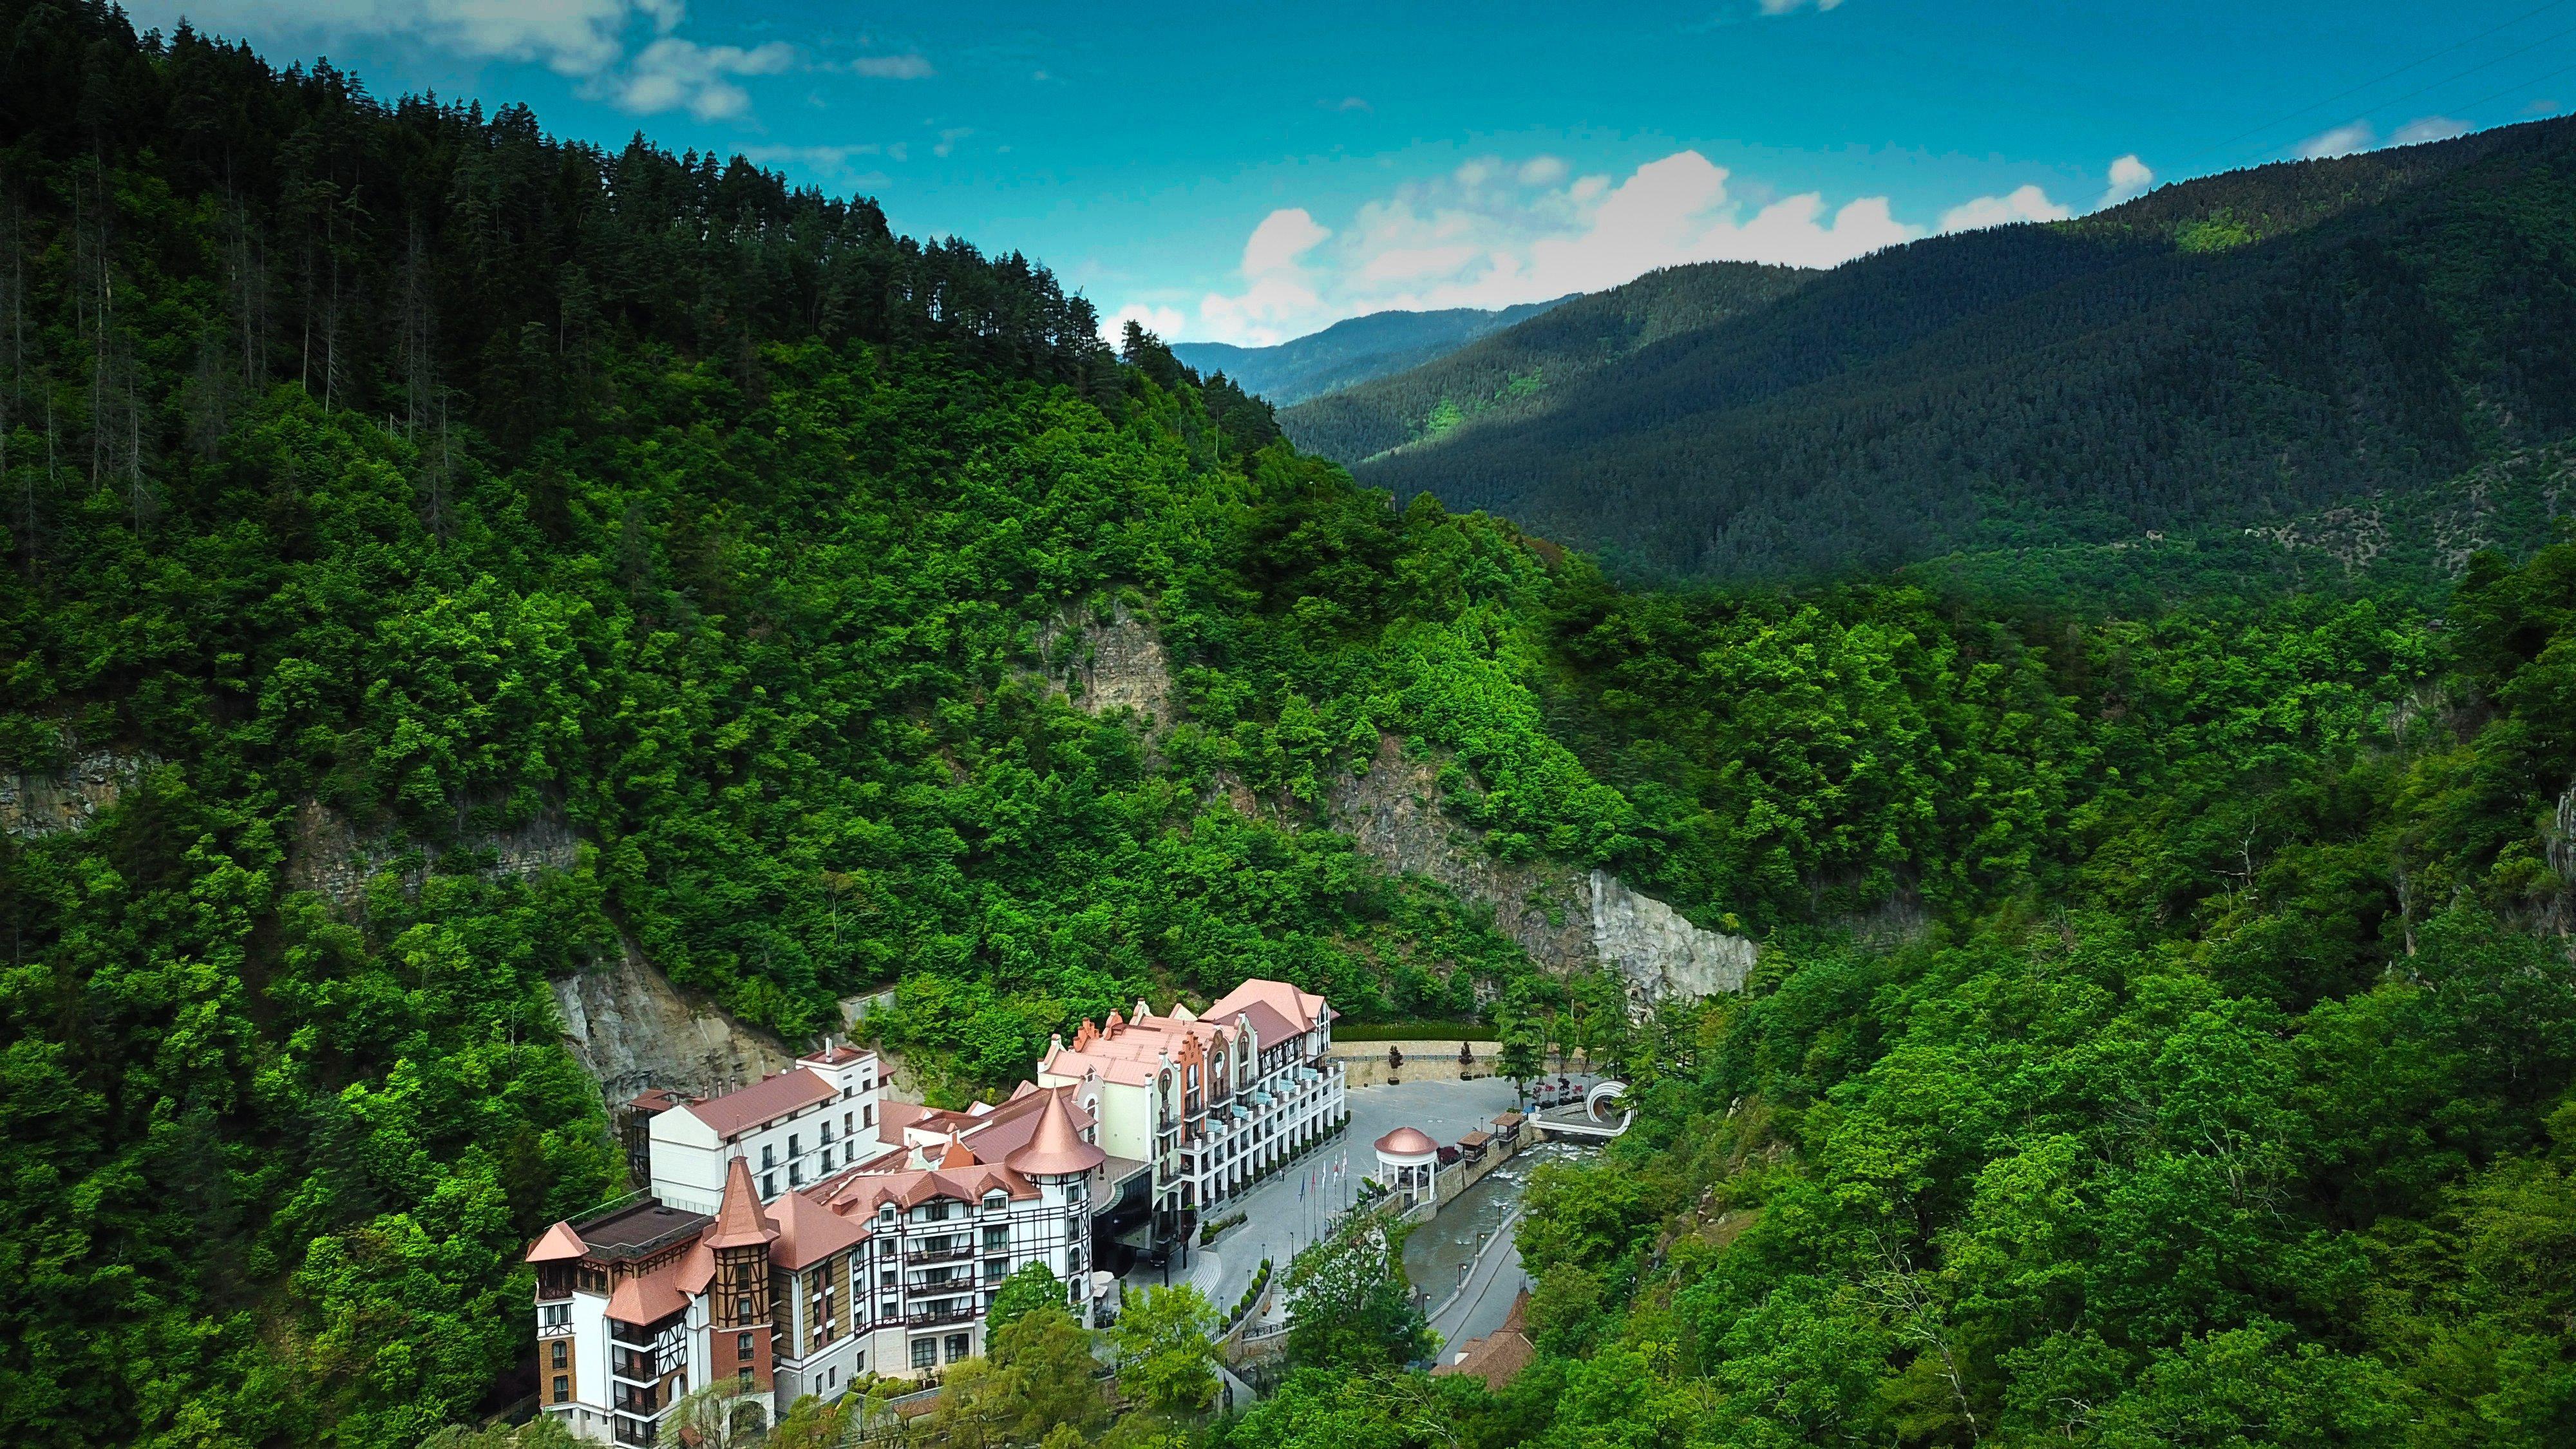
[552,941,794,1103]
[2,749,156,838]
[1327,734,1595,971]
[278,799,789,1103]
[284,799,582,911]
[1327,733,1756,1010]
[1037,600,1174,726]
[1589,871,1756,1001]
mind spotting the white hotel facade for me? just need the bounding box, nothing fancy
[525,978,1344,1444]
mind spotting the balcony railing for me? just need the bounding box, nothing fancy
[905,1241,974,1264]
[905,1302,976,1328]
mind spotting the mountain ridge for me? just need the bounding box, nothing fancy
[1338,115,2576,584]
[1169,297,1571,404]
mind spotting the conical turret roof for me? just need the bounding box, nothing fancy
[1007,1088,1106,1177]
[705,1156,779,1249]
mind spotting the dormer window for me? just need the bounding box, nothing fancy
[982,1191,1007,1213]
[879,1204,896,1224]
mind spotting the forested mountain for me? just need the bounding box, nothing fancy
[1278,260,1808,462]
[1351,118,2576,585]
[1168,296,1569,406]
[5,6,2576,1449]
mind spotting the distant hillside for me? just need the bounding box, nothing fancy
[1170,297,1570,404]
[1354,117,2576,584]
[1278,261,1810,462]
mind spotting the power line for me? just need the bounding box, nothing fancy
[2178,0,2573,167]
[2440,55,2576,116]
[2202,23,2576,173]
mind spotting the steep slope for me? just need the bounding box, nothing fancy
[1280,260,1810,462]
[1356,117,2576,583]
[1170,296,1569,404]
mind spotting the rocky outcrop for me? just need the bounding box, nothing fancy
[1327,735,1595,971]
[1326,733,1755,1010]
[1,749,156,838]
[284,799,582,913]
[1038,600,1174,726]
[552,941,793,1103]
[1589,871,1756,1002]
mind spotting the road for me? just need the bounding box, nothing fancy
[1428,1225,1525,1354]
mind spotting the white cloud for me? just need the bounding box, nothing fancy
[1176,149,1923,346]
[1102,303,1188,347]
[124,0,801,118]
[1759,0,1846,12]
[2295,120,2376,159]
[2390,115,2470,146]
[739,142,893,186]
[2099,154,2154,208]
[845,52,934,79]
[1938,183,2072,233]
[931,127,974,158]
[614,36,790,120]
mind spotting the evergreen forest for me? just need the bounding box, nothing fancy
[1321,120,2576,588]
[2,5,2575,1449]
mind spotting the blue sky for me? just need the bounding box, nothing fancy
[121,0,2576,345]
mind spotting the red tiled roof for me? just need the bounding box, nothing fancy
[687,1068,837,1140]
[770,1189,871,1271]
[1375,1126,1437,1156]
[526,1221,588,1264]
[706,1158,779,1250]
[878,1100,929,1145]
[606,1256,692,1325]
[1228,998,1302,1046]
[1206,978,1329,1032]
[1005,1088,1105,1177]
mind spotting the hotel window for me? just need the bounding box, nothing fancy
[790,1133,801,1158]
[763,1173,776,1198]
[551,1341,569,1370]
[924,1201,949,1222]
[763,1144,777,1168]
[863,1103,875,1126]
[982,1226,1007,1253]
[911,1338,937,1370]
[945,1334,970,1364]
[844,1112,855,1135]
[553,1375,570,1404]
[738,1332,755,1359]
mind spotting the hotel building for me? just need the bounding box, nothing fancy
[525,978,1341,1443]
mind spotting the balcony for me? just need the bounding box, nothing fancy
[905,1241,974,1264]
[611,1349,660,1383]
[613,1383,663,1416]
[905,1302,976,1328]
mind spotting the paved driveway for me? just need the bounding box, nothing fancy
[1121,1075,1526,1315]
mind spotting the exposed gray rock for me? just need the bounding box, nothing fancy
[1589,871,1756,1005]
[1039,600,1174,726]
[1,750,156,838]
[551,941,793,1103]
[285,799,582,913]
[1326,734,1593,972]
[1325,733,1754,1010]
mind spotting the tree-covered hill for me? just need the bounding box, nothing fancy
[1350,117,2576,585]
[1170,297,1571,407]
[1277,261,1808,464]
[6,6,2576,1449]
